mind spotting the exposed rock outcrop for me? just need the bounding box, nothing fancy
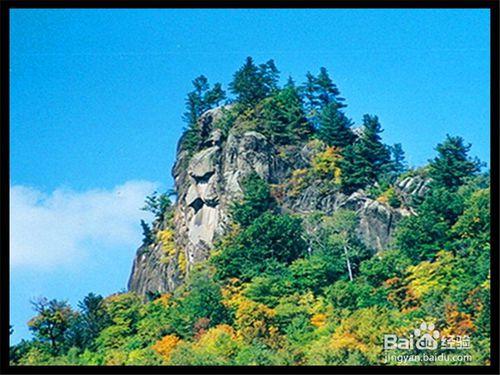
[128,107,429,296]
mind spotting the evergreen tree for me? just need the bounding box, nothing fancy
[78,294,109,344]
[338,143,370,193]
[390,143,407,176]
[258,86,313,144]
[301,72,320,114]
[182,76,226,154]
[213,212,308,281]
[142,192,172,221]
[339,115,391,193]
[395,187,465,262]
[301,68,345,112]
[315,67,345,108]
[259,59,280,94]
[428,135,481,190]
[229,57,279,107]
[285,76,296,89]
[316,102,354,148]
[231,172,277,227]
[140,220,154,246]
[67,294,110,350]
[204,82,226,107]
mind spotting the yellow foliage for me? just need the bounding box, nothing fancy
[104,349,128,365]
[154,293,171,307]
[152,335,181,362]
[311,313,328,328]
[234,296,276,343]
[330,332,368,352]
[441,304,475,336]
[376,194,388,204]
[406,250,453,300]
[157,229,176,256]
[221,279,244,310]
[327,307,407,363]
[311,146,342,184]
[178,251,187,274]
[288,168,309,197]
[376,187,400,208]
[196,324,237,349]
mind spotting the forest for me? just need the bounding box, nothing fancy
[10,57,490,366]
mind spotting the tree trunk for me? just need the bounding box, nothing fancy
[343,245,353,281]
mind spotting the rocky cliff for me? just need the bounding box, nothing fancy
[128,107,429,296]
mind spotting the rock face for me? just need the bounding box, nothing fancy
[128,244,169,296]
[128,107,429,296]
[173,125,285,275]
[285,187,411,251]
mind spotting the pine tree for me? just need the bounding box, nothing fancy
[359,114,392,172]
[316,67,345,108]
[428,135,481,190]
[300,68,346,131]
[259,59,280,94]
[285,75,296,89]
[229,57,279,107]
[390,143,408,176]
[182,76,226,154]
[204,82,226,107]
[339,114,391,193]
[301,72,320,114]
[258,86,312,144]
[317,102,354,148]
[140,220,154,246]
[231,172,277,227]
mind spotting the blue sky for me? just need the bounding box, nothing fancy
[10,9,490,343]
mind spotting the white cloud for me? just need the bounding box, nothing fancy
[10,180,160,268]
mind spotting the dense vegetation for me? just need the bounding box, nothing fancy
[10,58,490,366]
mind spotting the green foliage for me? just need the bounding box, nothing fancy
[339,115,392,193]
[213,106,238,139]
[316,67,345,107]
[213,212,308,281]
[244,265,294,306]
[302,72,321,115]
[95,293,143,350]
[70,293,110,350]
[230,172,277,227]
[12,61,491,367]
[289,254,341,295]
[318,210,371,281]
[428,135,481,190]
[310,145,343,187]
[452,188,490,244]
[389,143,408,177]
[142,191,172,221]
[229,57,279,107]
[27,298,77,355]
[169,267,230,338]
[182,75,226,154]
[256,86,313,144]
[140,220,154,246]
[301,67,345,115]
[395,186,465,262]
[376,186,401,208]
[358,250,411,287]
[317,102,354,148]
